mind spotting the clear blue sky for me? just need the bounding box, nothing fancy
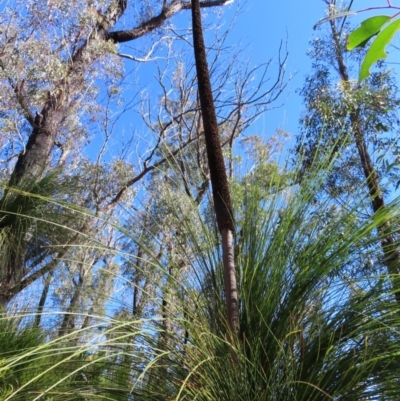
[114,0,399,158]
[218,0,400,145]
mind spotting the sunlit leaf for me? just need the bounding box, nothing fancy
[360,18,400,81]
[313,11,357,30]
[347,15,391,50]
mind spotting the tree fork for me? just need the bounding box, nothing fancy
[191,0,238,332]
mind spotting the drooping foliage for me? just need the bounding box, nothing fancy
[2,148,400,400]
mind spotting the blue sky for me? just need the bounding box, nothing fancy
[220,0,400,144]
[104,1,330,161]
[112,0,400,161]
[226,0,328,141]
[1,0,398,160]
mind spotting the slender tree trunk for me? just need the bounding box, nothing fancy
[59,274,84,336]
[81,306,94,331]
[191,0,238,332]
[34,273,52,328]
[329,20,400,303]
[133,247,143,316]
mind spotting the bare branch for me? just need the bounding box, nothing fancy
[107,0,232,43]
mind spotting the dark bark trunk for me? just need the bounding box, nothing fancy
[34,273,52,328]
[329,20,400,303]
[59,274,84,336]
[191,0,238,332]
[133,247,143,316]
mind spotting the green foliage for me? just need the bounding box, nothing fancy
[347,15,391,50]
[0,2,399,400]
[1,151,400,400]
[318,3,400,82]
[298,19,400,200]
[348,16,400,81]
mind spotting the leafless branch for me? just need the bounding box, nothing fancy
[107,0,232,43]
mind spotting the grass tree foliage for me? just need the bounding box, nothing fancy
[1,148,400,400]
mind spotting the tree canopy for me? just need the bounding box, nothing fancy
[1,0,400,400]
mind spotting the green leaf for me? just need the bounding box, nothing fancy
[360,18,400,81]
[347,15,391,50]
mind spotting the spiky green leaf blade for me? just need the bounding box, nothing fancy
[360,18,400,81]
[347,15,391,50]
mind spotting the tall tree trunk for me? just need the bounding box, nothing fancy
[59,274,84,337]
[329,19,400,303]
[0,0,128,308]
[191,0,238,332]
[34,273,52,328]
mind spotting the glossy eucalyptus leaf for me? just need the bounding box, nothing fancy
[360,18,400,81]
[347,15,390,50]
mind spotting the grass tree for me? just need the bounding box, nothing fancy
[1,143,400,399]
[191,0,237,334]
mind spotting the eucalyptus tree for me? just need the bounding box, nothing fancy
[0,0,238,311]
[297,0,400,301]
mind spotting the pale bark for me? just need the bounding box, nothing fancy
[221,228,238,330]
